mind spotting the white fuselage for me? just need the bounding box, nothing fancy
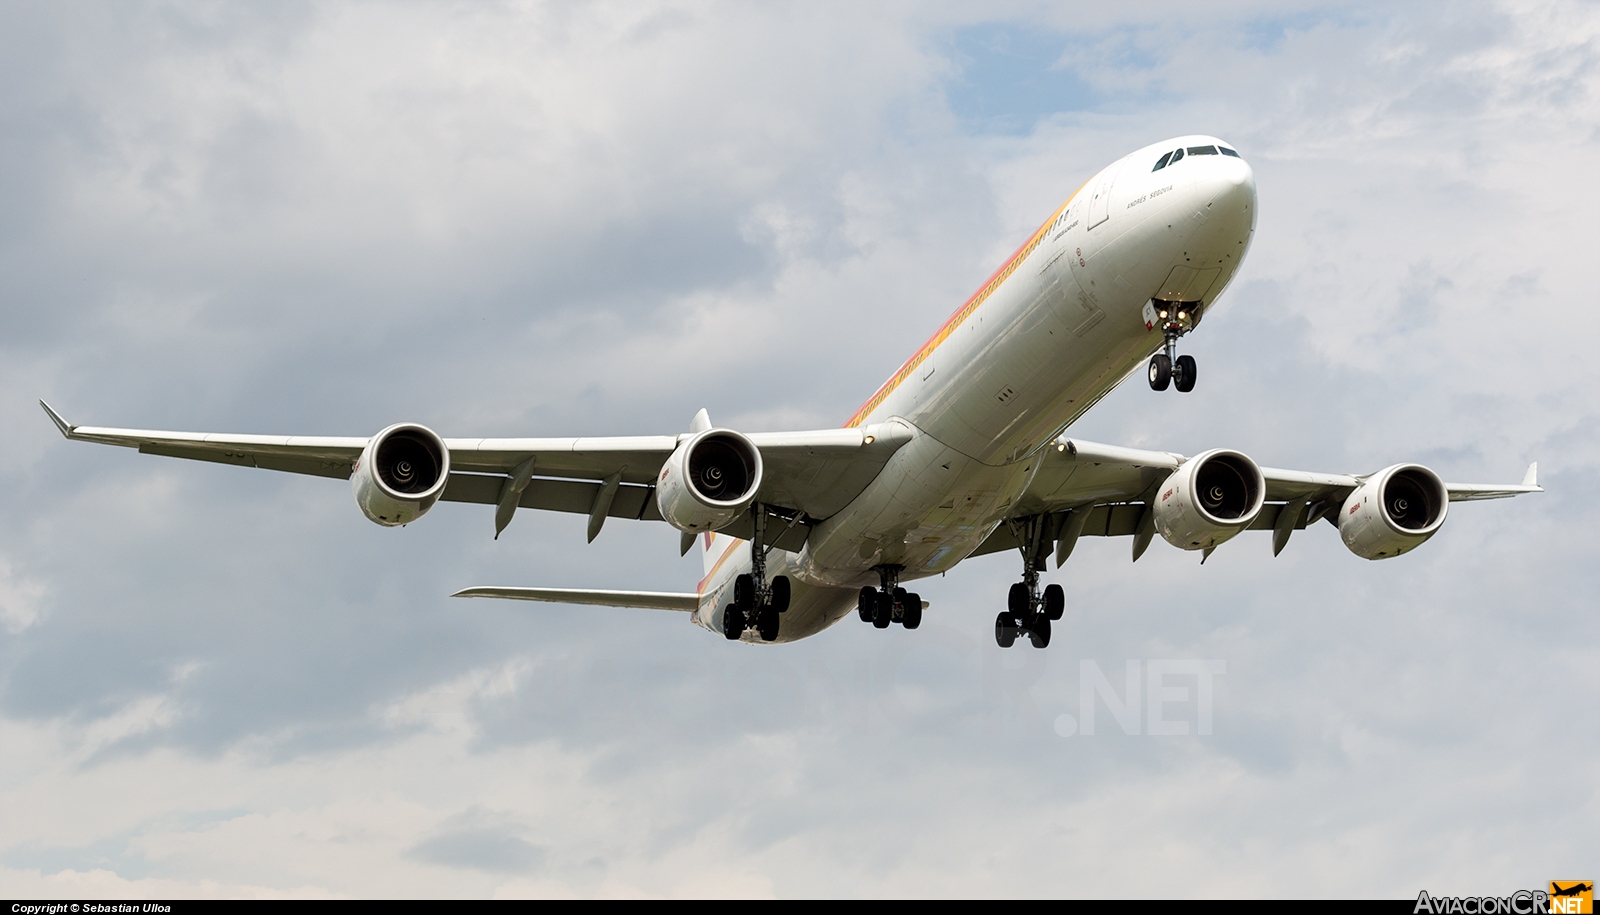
[694,136,1258,642]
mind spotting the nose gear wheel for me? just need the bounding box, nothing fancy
[1147,299,1201,393]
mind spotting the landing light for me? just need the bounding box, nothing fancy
[1056,443,1067,452]
[864,435,876,444]
[1178,311,1188,320]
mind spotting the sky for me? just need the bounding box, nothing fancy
[1,0,1595,899]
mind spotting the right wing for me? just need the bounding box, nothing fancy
[41,401,912,544]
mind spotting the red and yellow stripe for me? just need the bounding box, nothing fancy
[696,536,739,594]
[843,183,1087,428]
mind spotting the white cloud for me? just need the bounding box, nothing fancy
[0,866,335,900]
[0,558,46,634]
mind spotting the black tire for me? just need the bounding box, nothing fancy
[1007,582,1030,616]
[1174,354,1197,393]
[1043,583,1065,621]
[902,594,922,629]
[1027,616,1051,648]
[757,607,780,642]
[1148,354,1172,391]
[722,605,744,640]
[995,611,1017,648]
[857,586,876,622]
[733,574,755,613]
[770,575,791,613]
[872,592,892,629]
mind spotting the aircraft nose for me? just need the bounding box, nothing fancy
[1205,157,1255,215]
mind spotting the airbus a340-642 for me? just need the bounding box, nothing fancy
[44,135,1541,649]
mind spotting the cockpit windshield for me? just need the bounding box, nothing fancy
[1153,144,1241,170]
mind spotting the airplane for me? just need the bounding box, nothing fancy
[41,134,1543,649]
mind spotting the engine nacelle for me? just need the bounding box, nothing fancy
[656,428,763,533]
[1154,449,1266,551]
[351,423,450,527]
[1339,463,1448,560]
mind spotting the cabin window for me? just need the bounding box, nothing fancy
[1187,145,1219,156]
[1152,151,1174,171]
[1220,146,1241,158]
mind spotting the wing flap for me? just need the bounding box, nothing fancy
[1446,464,1542,501]
[443,436,678,482]
[972,499,1322,558]
[451,587,698,612]
[971,503,1155,557]
[1259,467,1359,502]
[441,473,665,522]
[139,442,357,479]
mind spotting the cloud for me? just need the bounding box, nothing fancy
[0,558,46,633]
[406,808,547,874]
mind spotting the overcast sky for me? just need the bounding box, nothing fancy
[1,0,1595,899]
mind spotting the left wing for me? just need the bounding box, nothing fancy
[974,436,1541,562]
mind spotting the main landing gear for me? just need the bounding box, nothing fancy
[722,504,796,642]
[856,565,922,630]
[1148,301,1199,393]
[995,515,1065,649]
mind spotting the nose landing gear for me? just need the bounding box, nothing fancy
[1146,300,1200,393]
[857,565,922,630]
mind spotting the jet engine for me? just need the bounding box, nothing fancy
[1338,463,1448,560]
[1154,449,1266,550]
[656,428,763,533]
[351,423,451,527]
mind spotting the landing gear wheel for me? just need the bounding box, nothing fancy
[769,576,791,613]
[872,592,893,629]
[757,606,780,642]
[1027,616,1051,648]
[902,594,922,629]
[857,586,876,622]
[1043,584,1065,621]
[1007,582,1030,616]
[733,574,755,614]
[1174,354,1197,393]
[722,605,744,640]
[995,612,1018,648]
[1148,354,1172,391]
